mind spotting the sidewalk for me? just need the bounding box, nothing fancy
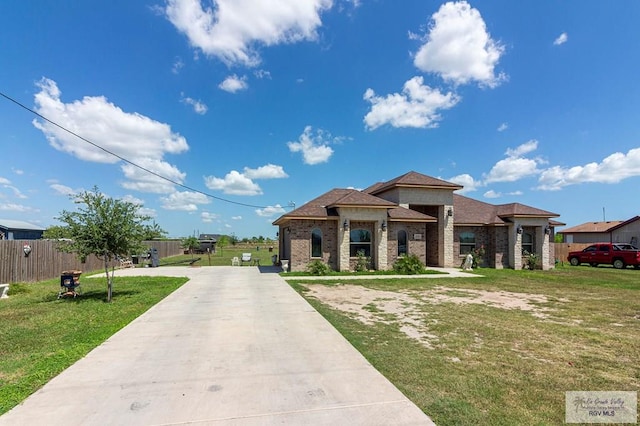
[0,266,435,425]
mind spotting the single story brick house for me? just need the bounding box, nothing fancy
[273,171,562,271]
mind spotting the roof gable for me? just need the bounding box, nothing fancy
[495,202,559,218]
[367,171,462,195]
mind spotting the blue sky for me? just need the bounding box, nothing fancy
[1,1,640,239]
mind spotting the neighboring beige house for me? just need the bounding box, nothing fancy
[273,171,561,272]
[559,217,640,247]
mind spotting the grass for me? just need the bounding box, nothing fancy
[159,246,278,267]
[287,265,640,425]
[0,273,187,415]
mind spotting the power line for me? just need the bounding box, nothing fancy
[0,90,276,210]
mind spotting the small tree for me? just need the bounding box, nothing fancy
[142,221,168,240]
[216,235,229,255]
[55,187,151,302]
[181,236,200,259]
[43,225,72,240]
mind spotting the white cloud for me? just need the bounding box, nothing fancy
[180,93,208,114]
[1,185,27,200]
[232,215,242,220]
[161,191,211,211]
[12,169,24,175]
[50,183,79,196]
[256,204,286,217]
[448,173,481,193]
[244,164,288,179]
[33,78,188,164]
[483,189,501,199]
[537,147,640,190]
[201,211,219,222]
[120,194,144,205]
[413,1,505,88]
[121,158,186,194]
[484,140,542,184]
[204,170,263,195]
[172,57,185,74]
[32,78,189,194]
[287,126,335,165]
[506,139,538,157]
[1,179,28,200]
[219,74,248,93]
[165,0,332,66]
[0,203,37,213]
[497,122,508,132]
[553,32,568,46]
[254,69,272,79]
[363,76,460,130]
[485,157,540,184]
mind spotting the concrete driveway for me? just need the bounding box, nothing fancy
[0,266,434,425]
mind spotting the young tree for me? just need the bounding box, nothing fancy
[216,235,229,255]
[43,225,72,240]
[55,187,151,302]
[142,221,168,240]
[181,236,200,259]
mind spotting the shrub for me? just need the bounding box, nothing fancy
[354,250,371,272]
[522,251,540,270]
[471,245,486,268]
[393,254,426,275]
[306,260,332,275]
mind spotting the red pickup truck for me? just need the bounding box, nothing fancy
[568,243,640,269]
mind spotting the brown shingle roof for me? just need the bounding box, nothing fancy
[495,202,560,218]
[453,194,560,225]
[273,188,435,225]
[453,194,505,225]
[388,207,436,222]
[328,190,397,208]
[559,221,624,234]
[366,171,463,195]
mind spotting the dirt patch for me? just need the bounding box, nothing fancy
[304,284,559,349]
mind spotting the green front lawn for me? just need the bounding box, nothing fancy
[288,265,640,425]
[0,274,187,414]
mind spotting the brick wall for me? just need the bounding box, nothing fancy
[287,219,338,272]
[388,222,427,267]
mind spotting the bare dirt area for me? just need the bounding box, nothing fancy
[303,284,561,349]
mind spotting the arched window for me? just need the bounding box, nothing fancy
[522,232,534,254]
[350,229,371,257]
[459,232,476,254]
[311,228,322,258]
[398,230,407,256]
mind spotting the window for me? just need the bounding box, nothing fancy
[459,232,475,254]
[397,230,407,256]
[522,232,534,254]
[311,228,322,258]
[350,229,371,257]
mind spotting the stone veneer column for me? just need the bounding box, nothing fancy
[338,218,350,271]
[512,225,523,270]
[537,226,551,270]
[441,205,455,267]
[377,220,388,270]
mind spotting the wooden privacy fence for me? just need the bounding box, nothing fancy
[553,243,592,265]
[0,240,183,283]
